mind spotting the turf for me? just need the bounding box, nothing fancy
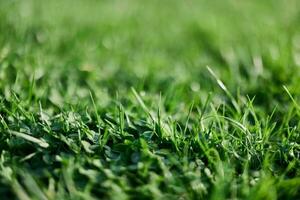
[0,0,300,199]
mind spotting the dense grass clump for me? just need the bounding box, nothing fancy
[0,0,300,199]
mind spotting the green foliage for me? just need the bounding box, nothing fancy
[0,0,300,199]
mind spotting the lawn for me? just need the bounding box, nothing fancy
[0,0,300,199]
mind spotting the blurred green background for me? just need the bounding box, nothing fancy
[1,0,300,109]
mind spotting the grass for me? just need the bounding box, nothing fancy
[0,0,300,199]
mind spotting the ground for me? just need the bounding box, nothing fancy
[0,0,300,199]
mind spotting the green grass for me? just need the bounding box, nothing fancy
[0,0,300,199]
